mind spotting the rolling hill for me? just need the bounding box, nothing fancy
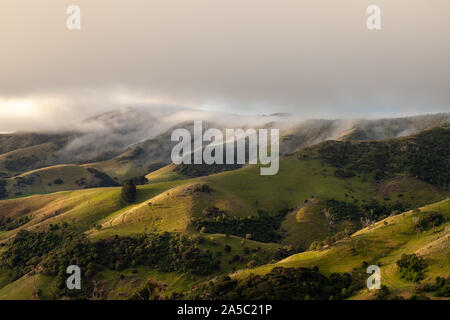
[0,116,449,300]
[228,198,449,300]
[2,110,448,185]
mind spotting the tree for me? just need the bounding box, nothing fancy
[397,254,427,282]
[121,180,136,203]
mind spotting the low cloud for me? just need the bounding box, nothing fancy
[0,0,449,130]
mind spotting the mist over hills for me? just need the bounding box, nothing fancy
[1,107,448,174]
[0,125,448,300]
[0,107,449,300]
[1,0,449,301]
[0,108,448,200]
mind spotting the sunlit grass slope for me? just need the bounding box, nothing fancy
[205,159,384,213]
[0,143,58,176]
[3,165,112,198]
[88,181,256,239]
[232,199,450,299]
[0,181,185,242]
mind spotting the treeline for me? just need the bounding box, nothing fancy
[174,163,242,178]
[308,128,449,188]
[173,145,243,178]
[0,179,7,199]
[414,211,445,231]
[325,198,409,223]
[85,168,120,187]
[193,209,289,242]
[420,277,450,297]
[196,266,361,300]
[0,226,221,298]
[0,215,31,231]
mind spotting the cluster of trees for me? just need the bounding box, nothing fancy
[272,245,295,260]
[41,232,221,277]
[174,163,242,178]
[0,226,222,298]
[308,230,355,251]
[325,199,408,224]
[360,199,408,221]
[193,209,290,242]
[325,199,361,222]
[85,168,120,187]
[121,180,137,203]
[0,179,7,199]
[130,279,168,300]
[120,175,152,203]
[414,212,445,231]
[53,178,64,185]
[396,254,427,282]
[420,277,450,297]
[0,227,67,280]
[74,169,120,188]
[198,267,361,300]
[13,175,36,187]
[381,276,450,299]
[0,215,31,232]
[127,176,148,186]
[333,169,356,178]
[313,128,449,188]
[4,154,40,172]
[193,184,213,193]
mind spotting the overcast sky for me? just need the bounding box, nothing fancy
[0,0,449,131]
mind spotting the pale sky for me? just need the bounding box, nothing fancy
[0,0,449,131]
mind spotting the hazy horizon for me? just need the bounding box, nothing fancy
[1,0,449,131]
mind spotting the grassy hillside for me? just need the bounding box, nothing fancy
[85,128,178,181]
[0,127,448,300]
[0,181,184,242]
[205,158,447,213]
[1,165,119,199]
[232,199,450,299]
[279,113,450,155]
[88,181,256,239]
[89,154,447,249]
[0,132,71,156]
[0,232,281,300]
[0,143,61,176]
[145,164,184,183]
[116,148,448,248]
[303,127,450,189]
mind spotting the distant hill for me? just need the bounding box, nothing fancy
[300,127,450,189]
[279,113,450,155]
[1,110,448,183]
[0,165,119,199]
[0,125,449,300]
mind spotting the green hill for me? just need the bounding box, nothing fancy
[0,127,448,300]
[0,132,71,156]
[0,165,119,200]
[230,199,450,299]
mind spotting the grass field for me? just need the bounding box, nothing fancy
[145,164,184,183]
[205,159,387,212]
